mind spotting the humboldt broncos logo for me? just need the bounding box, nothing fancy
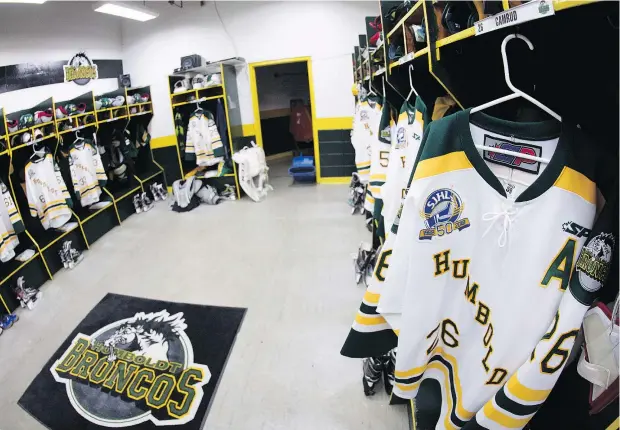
[419,188,470,240]
[51,310,211,427]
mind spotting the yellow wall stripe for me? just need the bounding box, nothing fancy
[553,166,596,204]
[316,117,353,130]
[506,375,551,402]
[151,135,176,149]
[483,402,531,429]
[319,177,350,184]
[414,151,473,180]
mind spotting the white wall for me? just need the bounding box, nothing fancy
[121,1,375,138]
[255,62,309,113]
[0,2,123,113]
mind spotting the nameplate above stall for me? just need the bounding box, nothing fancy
[475,0,555,36]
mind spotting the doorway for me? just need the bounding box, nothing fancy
[249,57,320,180]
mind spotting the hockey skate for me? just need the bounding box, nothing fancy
[352,242,377,287]
[63,241,83,269]
[13,276,42,310]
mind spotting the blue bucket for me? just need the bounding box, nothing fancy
[288,155,316,182]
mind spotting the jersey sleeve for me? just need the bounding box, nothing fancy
[467,194,618,430]
[185,117,196,161]
[91,145,107,186]
[25,170,39,219]
[209,118,225,160]
[54,161,72,207]
[376,191,420,333]
[2,182,24,234]
[68,154,81,201]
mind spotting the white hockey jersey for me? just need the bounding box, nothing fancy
[185,110,225,167]
[377,110,606,429]
[364,99,392,213]
[25,154,73,230]
[68,141,107,207]
[351,96,382,184]
[0,181,24,262]
[381,98,426,227]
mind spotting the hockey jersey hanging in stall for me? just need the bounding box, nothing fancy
[68,140,107,207]
[341,97,432,360]
[351,95,382,184]
[25,153,73,229]
[0,181,24,262]
[185,109,225,167]
[375,110,612,429]
[366,98,394,245]
[381,97,429,230]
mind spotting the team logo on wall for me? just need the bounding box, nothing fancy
[64,52,98,86]
[419,188,470,240]
[51,310,211,427]
[576,233,615,292]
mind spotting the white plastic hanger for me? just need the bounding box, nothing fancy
[406,64,419,101]
[30,142,46,160]
[471,34,561,164]
[73,130,85,148]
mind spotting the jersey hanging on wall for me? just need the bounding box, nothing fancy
[68,140,107,207]
[364,97,393,215]
[351,96,382,184]
[377,109,608,429]
[25,154,73,230]
[185,109,225,167]
[0,180,24,262]
[340,97,432,360]
[381,97,429,229]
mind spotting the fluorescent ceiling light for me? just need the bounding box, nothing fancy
[0,0,47,3]
[93,2,158,22]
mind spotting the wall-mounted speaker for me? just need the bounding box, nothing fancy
[118,74,132,88]
[180,54,206,70]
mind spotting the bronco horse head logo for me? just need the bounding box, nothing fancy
[104,311,187,362]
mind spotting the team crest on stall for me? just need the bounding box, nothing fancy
[419,188,470,240]
[51,310,211,427]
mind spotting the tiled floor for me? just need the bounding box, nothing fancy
[0,160,407,429]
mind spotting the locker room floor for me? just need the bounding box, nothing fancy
[0,159,408,430]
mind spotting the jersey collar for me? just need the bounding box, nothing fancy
[458,108,567,203]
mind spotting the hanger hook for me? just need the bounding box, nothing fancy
[501,34,534,94]
[406,64,418,100]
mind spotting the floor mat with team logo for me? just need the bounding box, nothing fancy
[18,293,246,429]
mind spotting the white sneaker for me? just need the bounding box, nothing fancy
[133,194,143,214]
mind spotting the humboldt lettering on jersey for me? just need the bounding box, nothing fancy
[419,188,470,240]
[575,233,615,292]
[483,135,542,174]
[562,221,591,238]
[51,310,211,427]
[430,250,507,385]
[64,53,98,86]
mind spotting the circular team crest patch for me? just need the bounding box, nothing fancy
[419,188,470,240]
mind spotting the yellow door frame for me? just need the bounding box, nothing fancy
[248,56,322,183]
